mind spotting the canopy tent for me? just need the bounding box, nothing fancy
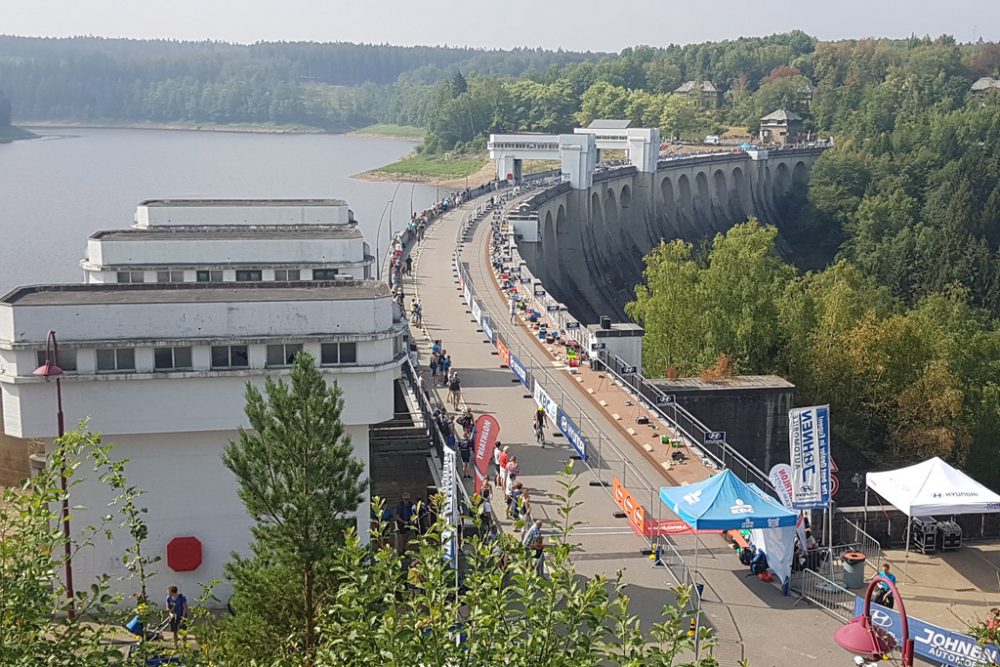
[865,457,1000,569]
[659,470,798,590]
[865,457,1000,517]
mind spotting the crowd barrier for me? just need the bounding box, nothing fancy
[453,189,700,602]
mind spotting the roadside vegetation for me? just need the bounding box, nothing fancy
[350,122,425,139]
[1,355,718,667]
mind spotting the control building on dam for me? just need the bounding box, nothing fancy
[493,137,826,324]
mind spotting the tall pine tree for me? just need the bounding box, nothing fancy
[222,352,365,666]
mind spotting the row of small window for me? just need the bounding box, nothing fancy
[37,342,357,373]
[116,269,339,283]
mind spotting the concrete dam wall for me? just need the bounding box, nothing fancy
[517,148,825,323]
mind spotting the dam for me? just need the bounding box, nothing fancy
[504,145,825,322]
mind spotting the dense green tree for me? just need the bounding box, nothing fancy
[222,352,366,666]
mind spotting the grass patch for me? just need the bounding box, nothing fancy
[375,152,487,180]
[352,123,426,139]
[523,159,560,175]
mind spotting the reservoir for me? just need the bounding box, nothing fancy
[0,127,439,292]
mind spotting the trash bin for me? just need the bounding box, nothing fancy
[842,551,866,588]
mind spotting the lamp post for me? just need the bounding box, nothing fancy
[375,183,404,282]
[375,199,393,282]
[834,575,913,666]
[33,330,75,619]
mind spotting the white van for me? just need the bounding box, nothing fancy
[703,135,721,146]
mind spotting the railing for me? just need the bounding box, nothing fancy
[836,515,883,574]
[454,188,700,607]
[792,568,857,622]
[594,349,776,495]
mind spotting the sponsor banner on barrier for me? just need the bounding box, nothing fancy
[496,337,511,367]
[557,407,587,460]
[442,447,457,525]
[510,353,528,386]
[473,414,500,494]
[481,315,494,343]
[853,598,999,667]
[533,383,559,423]
[471,299,482,325]
[458,266,465,290]
[463,285,472,308]
[788,405,831,509]
[612,477,647,530]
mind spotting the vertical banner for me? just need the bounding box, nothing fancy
[473,414,500,494]
[768,464,795,509]
[788,405,831,509]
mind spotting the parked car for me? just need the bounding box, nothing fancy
[703,135,721,145]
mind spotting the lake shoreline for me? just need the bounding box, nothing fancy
[19,120,330,135]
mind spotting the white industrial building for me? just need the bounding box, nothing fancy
[82,199,373,284]
[0,198,403,601]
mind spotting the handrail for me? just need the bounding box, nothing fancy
[453,189,700,603]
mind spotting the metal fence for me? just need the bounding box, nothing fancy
[792,568,857,622]
[454,191,700,603]
[836,515,883,574]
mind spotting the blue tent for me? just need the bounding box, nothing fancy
[658,469,797,530]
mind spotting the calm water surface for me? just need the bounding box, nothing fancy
[0,128,439,292]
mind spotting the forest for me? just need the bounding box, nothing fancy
[3,32,1000,484]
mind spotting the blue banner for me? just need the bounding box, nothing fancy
[853,598,998,667]
[788,405,831,509]
[557,408,588,461]
[510,353,528,386]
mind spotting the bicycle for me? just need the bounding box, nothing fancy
[534,421,545,448]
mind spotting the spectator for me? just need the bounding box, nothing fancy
[448,371,462,409]
[522,519,545,575]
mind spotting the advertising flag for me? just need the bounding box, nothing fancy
[473,414,500,494]
[788,405,831,509]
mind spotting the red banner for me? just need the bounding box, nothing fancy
[473,414,500,494]
[613,477,707,537]
[496,337,510,368]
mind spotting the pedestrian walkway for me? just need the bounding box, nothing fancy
[405,194,844,666]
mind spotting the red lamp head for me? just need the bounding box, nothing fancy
[33,361,63,379]
[835,615,896,660]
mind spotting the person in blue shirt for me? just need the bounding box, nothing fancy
[873,562,897,608]
[165,585,188,645]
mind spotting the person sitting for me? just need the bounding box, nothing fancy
[872,563,896,609]
[750,549,769,576]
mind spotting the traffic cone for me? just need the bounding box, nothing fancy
[687,617,696,637]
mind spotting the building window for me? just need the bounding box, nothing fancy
[96,348,136,372]
[274,269,300,281]
[235,270,262,282]
[156,271,185,283]
[320,342,357,365]
[116,271,145,283]
[36,349,77,372]
[211,345,249,369]
[313,269,339,280]
[196,270,224,283]
[154,346,193,371]
[266,343,302,367]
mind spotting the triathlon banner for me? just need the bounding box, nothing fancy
[472,414,500,494]
[496,337,511,368]
[768,463,796,509]
[788,405,831,509]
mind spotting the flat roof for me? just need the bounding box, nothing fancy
[1,281,390,306]
[137,198,348,207]
[90,226,362,241]
[649,375,795,391]
[587,119,631,129]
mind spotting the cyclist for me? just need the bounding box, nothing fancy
[533,407,547,448]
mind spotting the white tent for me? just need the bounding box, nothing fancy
[866,457,1000,516]
[866,457,1000,568]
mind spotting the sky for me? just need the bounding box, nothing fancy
[4,0,999,51]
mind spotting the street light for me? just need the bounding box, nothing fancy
[33,329,75,619]
[834,576,914,666]
[375,182,404,282]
